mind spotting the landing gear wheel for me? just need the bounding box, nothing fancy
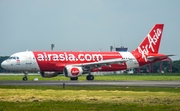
[70,77,78,81]
[23,71,28,81]
[86,75,94,80]
[23,76,28,81]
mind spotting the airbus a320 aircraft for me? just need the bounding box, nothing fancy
[1,24,173,81]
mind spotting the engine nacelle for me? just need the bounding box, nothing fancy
[40,71,60,78]
[63,65,84,77]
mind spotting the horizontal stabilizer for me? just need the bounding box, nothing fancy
[147,54,175,61]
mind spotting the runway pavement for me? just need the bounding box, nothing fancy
[0,80,180,87]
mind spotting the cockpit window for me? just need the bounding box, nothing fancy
[8,57,12,59]
[8,56,20,60]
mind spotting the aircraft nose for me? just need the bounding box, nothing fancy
[1,61,8,70]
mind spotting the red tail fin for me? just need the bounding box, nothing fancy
[135,24,164,54]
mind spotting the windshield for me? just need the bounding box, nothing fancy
[8,56,20,60]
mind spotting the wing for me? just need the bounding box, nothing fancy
[55,58,128,71]
[75,58,128,68]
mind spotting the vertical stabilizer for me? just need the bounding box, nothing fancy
[135,24,164,54]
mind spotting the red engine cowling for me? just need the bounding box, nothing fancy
[63,65,83,77]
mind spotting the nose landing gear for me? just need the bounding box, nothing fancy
[23,76,28,81]
[23,71,28,81]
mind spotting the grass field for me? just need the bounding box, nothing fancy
[0,86,180,111]
[0,73,180,111]
[0,73,180,81]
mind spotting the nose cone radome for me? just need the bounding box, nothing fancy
[1,61,8,70]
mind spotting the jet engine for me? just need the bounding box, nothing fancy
[40,71,60,78]
[63,65,84,77]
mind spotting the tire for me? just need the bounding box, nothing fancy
[23,76,28,81]
[70,77,78,81]
[86,75,94,80]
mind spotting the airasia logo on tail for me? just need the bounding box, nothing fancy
[71,67,80,76]
[138,27,162,62]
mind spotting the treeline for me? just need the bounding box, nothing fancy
[136,60,180,73]
[172,60,180,73]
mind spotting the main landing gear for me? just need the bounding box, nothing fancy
[86,75,94,80]
[86,71,94,80]
[70,72,94,81]
[23,71,28,81]
[70,77,78,80]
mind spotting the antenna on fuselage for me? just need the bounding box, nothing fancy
[51,44,55,50]
[110,46,113,52]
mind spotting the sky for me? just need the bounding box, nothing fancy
[0,0,180,60]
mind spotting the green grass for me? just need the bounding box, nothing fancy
[0,86,180,111]
[0,85,180,93]
[0,101,179,111]
[0,73,180,81]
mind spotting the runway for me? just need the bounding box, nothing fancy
[0,80,180,87]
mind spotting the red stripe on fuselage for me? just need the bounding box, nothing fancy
[32,51,127,72]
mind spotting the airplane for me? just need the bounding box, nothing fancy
[1,24,174,81]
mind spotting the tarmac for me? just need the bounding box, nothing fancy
[0,80,180,87]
